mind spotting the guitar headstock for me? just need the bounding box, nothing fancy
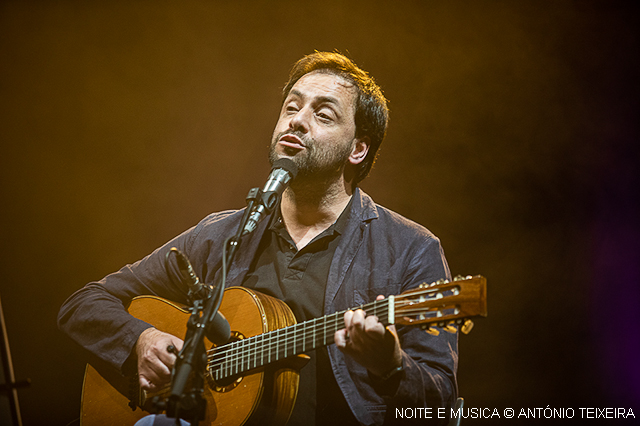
[393,275,487,335]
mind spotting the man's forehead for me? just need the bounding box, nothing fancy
[290,71,357,101]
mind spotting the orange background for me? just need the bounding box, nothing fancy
[1,1,638,424]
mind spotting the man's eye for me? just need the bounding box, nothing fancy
[316,112,332,121]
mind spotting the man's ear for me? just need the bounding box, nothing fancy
[348,136,370,165]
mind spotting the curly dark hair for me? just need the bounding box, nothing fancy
[282,52,389,184]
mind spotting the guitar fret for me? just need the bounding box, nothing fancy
[315,318,319,348]
[323,316,327,346]
[243,339,249,372]
[239,340,243,373]
[292,325,296,356]
[233,344,238,375]
[254,334,258,369]
[232,341,237,375]
[224,345,229,377]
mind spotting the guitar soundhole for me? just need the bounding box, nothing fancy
[207,330,245,393]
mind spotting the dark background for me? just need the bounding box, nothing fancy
[1,1,638,425]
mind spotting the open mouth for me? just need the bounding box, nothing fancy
[278,134,305,150]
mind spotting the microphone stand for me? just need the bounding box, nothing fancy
[159,187,262,425]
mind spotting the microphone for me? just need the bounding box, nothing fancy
[166,248,231,345]
[172,247,209,301]
[242,158,298,235]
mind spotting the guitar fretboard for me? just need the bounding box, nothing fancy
[207,297,392,381]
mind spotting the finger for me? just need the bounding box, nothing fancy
[350,309,366,329]
[149,355,173,378]
[139,347,172,382]
[138,362,170,390]
[155,342,179,368]
[376,294,385,301]
[139,373,156,391]
[343,310,354,328]
[170,337,184,352]
[344,310,366,347]
[363,315,385,336]
[350,310,368,336]
[334,329,347,348]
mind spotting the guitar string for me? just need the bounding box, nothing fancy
[207,305,388,365]
[203,285,465,380]
[205,297,421,378]
[207,304,451,371]
[206,292,457,367]
[207,316,386,380]
[208,299,389,362]
[208,310,358,362]
[208,296,392,354]
[206,289,455,363]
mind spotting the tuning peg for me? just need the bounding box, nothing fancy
[460,319,474,334]
[424,327,440,336]
[453,274,475,281]
[443,324,457,334]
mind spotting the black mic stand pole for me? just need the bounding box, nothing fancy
[161,187,262,425]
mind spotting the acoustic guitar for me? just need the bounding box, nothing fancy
[81,275,487,425]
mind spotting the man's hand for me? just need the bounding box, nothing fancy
[135,327,184,392]
[334,295,403,378]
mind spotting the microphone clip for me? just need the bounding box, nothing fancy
[245,186,279,215]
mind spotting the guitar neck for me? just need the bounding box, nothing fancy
[208,297,392,381]
[207,275,487,382]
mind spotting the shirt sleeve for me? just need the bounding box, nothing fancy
[382,232,458,419]
[57,222,203,373]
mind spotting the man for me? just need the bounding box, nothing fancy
[58,52,457,425]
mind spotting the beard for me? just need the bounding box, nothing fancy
[269,130,354,184]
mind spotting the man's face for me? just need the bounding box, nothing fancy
[269,71,360,181]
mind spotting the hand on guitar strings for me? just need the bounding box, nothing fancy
[334,295,403,378]
[135,327,184,392]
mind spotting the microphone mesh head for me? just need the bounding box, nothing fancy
[272,158,298,179]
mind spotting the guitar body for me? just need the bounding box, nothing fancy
[81,287,300,426]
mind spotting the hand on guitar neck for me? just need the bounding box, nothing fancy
[334,295,403,379]
[135,327,184,392]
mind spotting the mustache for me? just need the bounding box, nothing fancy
[274,130,313,147]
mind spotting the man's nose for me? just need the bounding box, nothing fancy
[289,108,310,133]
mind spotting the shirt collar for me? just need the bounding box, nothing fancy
[269,196,354,237]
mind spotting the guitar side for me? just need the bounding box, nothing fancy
[81,287,300,426]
